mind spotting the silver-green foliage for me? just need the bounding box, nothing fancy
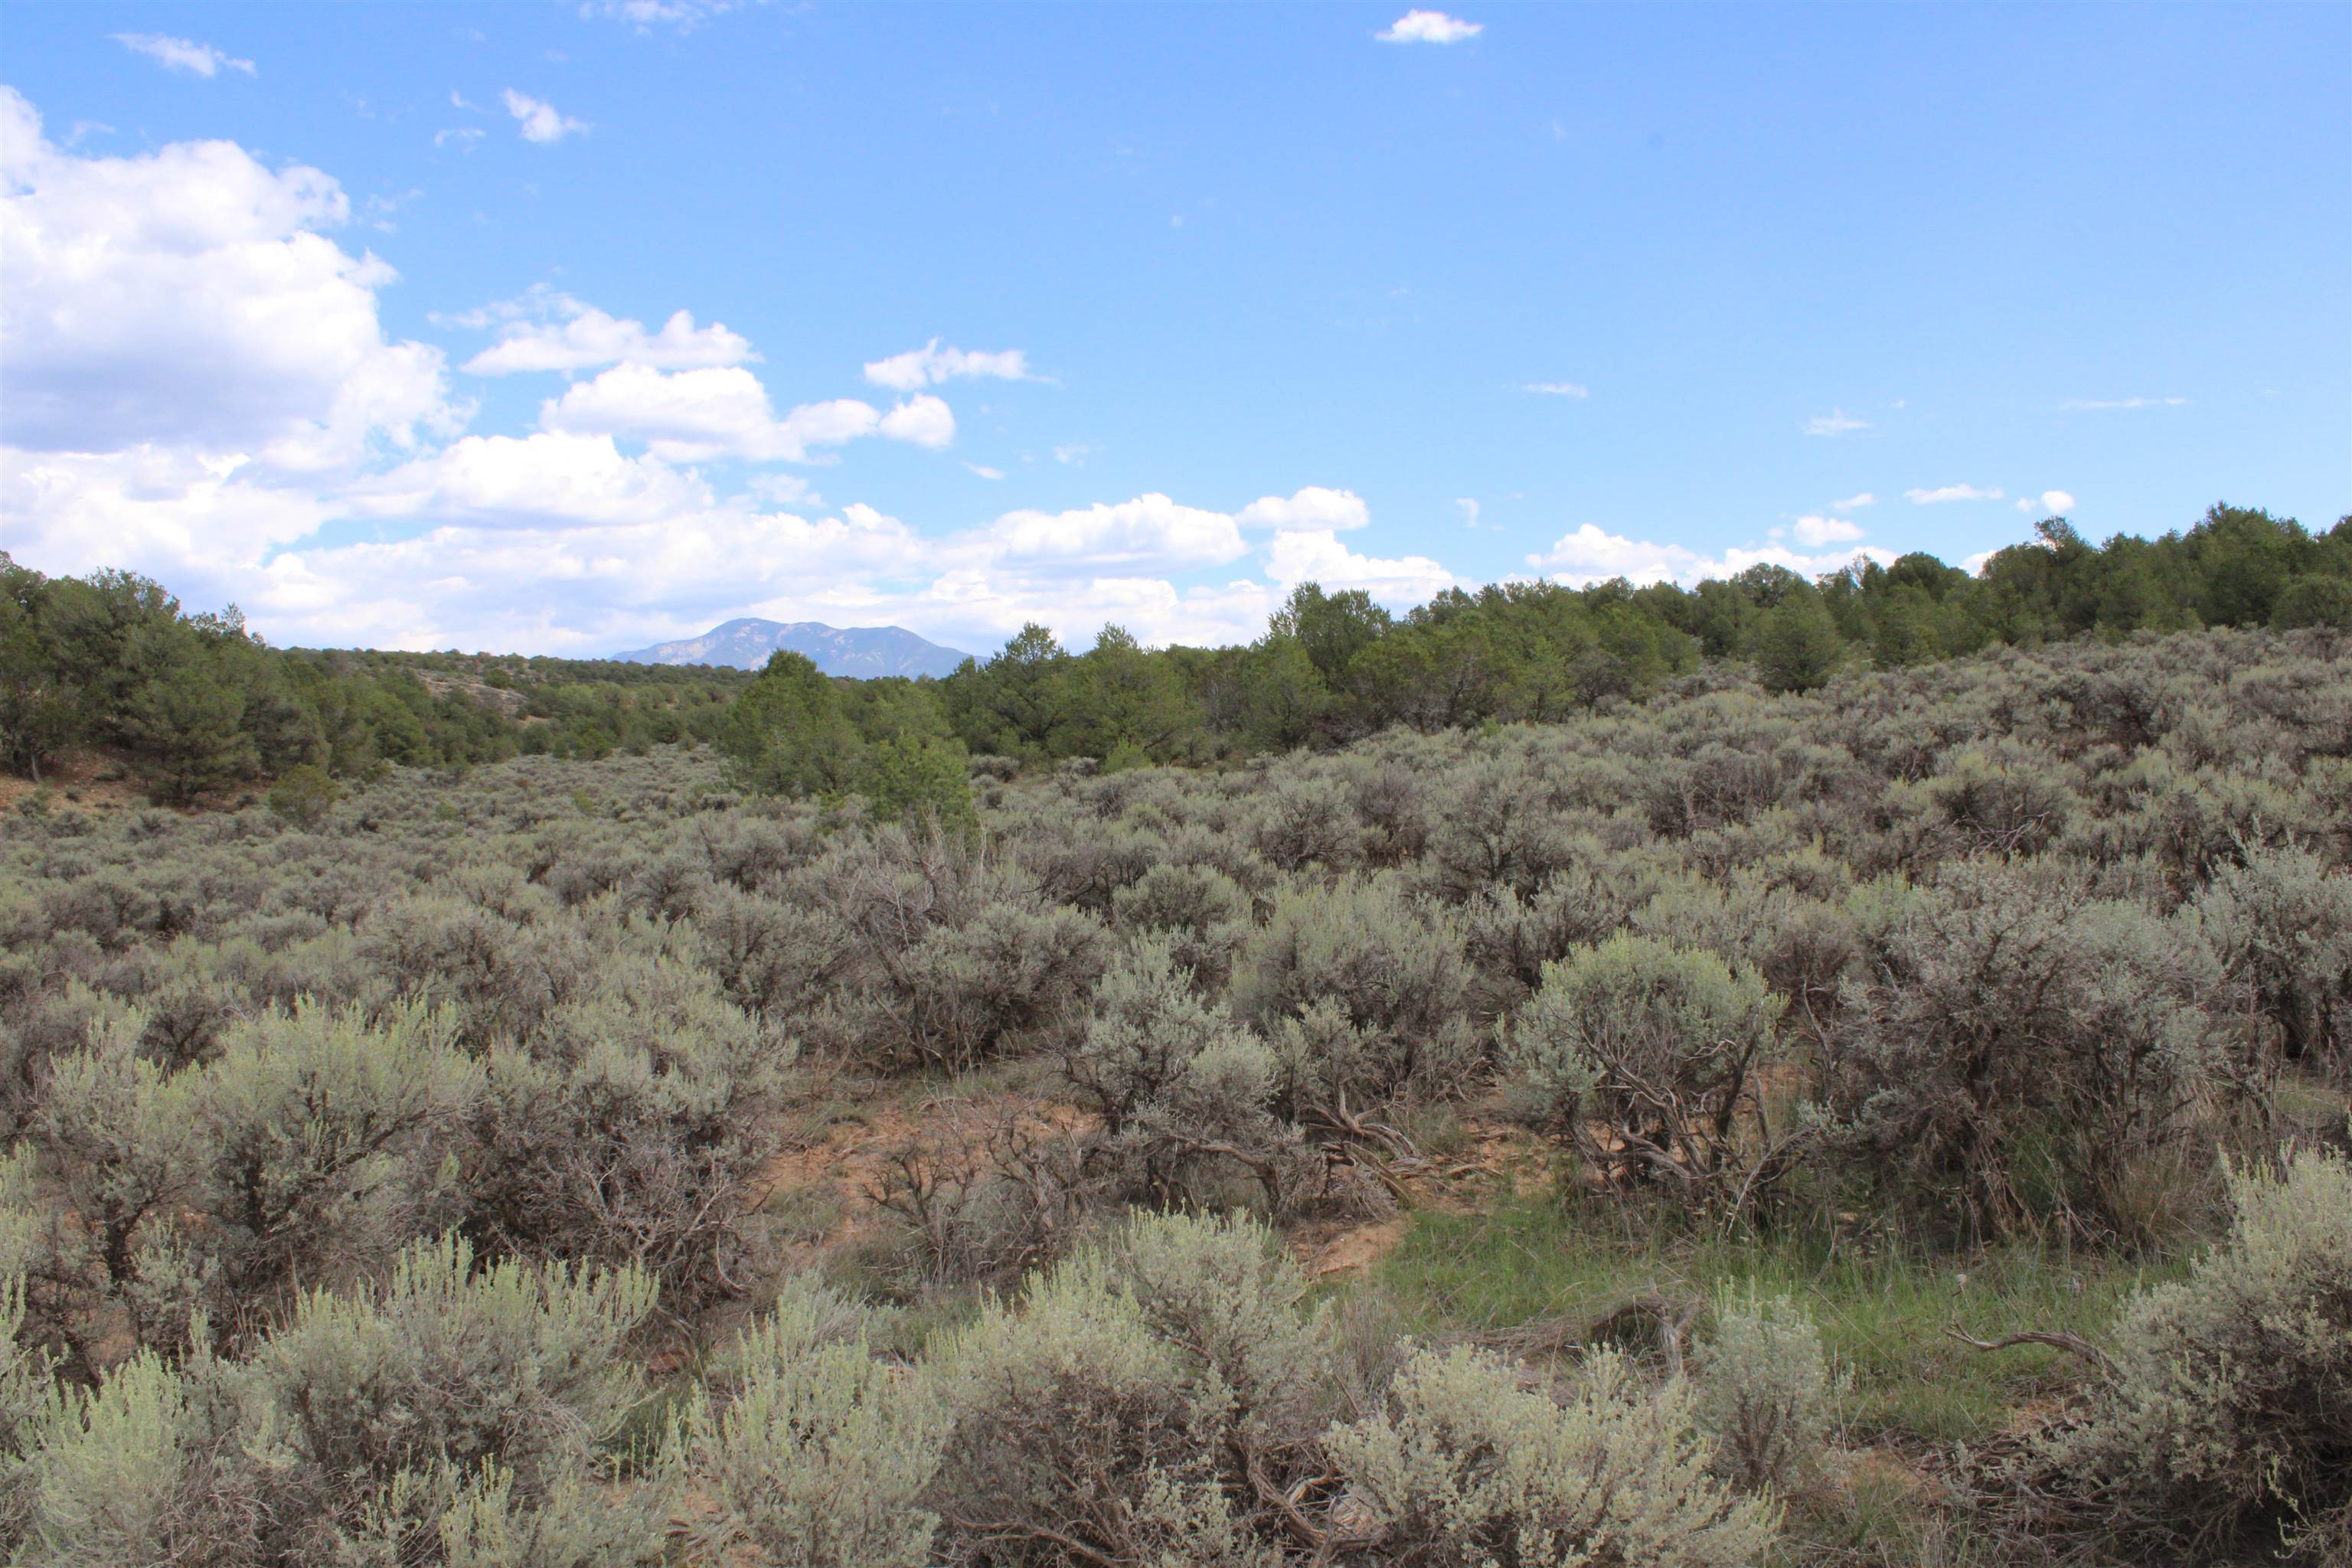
[1501,933,1783,1193]
[2186,842,2352,1073]
[1233,874,1476,1119]
[684,1276,942,1568]
[931,1211,1327,1567]
[1322,1344,1780,1567]
[2035,1141,2352,1559]
[1697,1287,1842,1496]
[15,1233,668,1568]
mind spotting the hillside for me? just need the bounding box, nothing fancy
[5,622,2347,1566]
[618,616,969,678]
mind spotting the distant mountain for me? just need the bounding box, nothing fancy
[616,618,970,679]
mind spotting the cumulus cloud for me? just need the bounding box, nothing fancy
[1805,408,1870,436]
[2060,397,2186,411]
[862,338,1034,390]
[534,363,953,463]
[1831,492,1874,510]
[1235,485,1370,532]
[1527,524,1890,589]
[1524,381,1589,398]
[4,89,1396,656]
[964,463,1005,480]
[878,394,956,449]
[459,291,755,374]
[1792,514,1865,546]
[1377,10,1483,44]
[1905,483,2003,504]
[1266,530,1455,601]
[344,432,715,528]
[113,34,255,77]
[966,495,1249,576]
[0,87,456,472]
[2017,489,2076,515]
[503,90,589,144]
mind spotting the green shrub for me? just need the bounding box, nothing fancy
[860,732,976,831]
[1827,864,2224,1243]
[185,999,479,1312]
[266,764,341,831]
[15,1348,240,1567]
[930,1212,1328,1566]
[458,948,785,1302]
[1323,1344,1780,1566]
[1697,1287,1842,1495]
[683,1277,943,1568]
[2029,1142,2352,1560]
[229,1233,667,1563]
[1233,874,1476,1122]
[2186,842,2352,1073]
[719,651,863,801]
[1110,861,1252,989]
[1501,934,1784,1199]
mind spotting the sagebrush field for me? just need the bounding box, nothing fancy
[3,568,2349,1564]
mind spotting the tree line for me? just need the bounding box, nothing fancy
[723,502,2351,808]
[0,556,752,802]
[7,502,2347,806]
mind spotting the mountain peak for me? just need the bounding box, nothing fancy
[618,619,969,679]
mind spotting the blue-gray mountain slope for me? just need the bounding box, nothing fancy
[617,619,968,678]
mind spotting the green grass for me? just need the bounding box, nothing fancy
[1364,1194,2190,1446]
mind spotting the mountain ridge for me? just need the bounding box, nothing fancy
[616,618,969,679]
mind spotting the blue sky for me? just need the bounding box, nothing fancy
[2,2,2345,655]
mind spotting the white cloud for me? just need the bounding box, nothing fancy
[2015,489,2076,515]
[1053,443,1093,466]
[582,0,750,28]
[0,87,456,473]
[1905,483,2003,504]
[1527,524,1890,588]
[344,432,714,528]
[113,34,255,77]
[1455,498,1481,528]
[1266,530,1455,602]
[433,126,485,151]
[1377,10,1484,44]
[1236,485,1370,532]
[1831,492,1874,510]
[2060,397,2187,411]
[460,291,756,374]
[1792,514,1864,546]
[1805,409,1870,436]
[879,394,956,449]
[862,338,1034,390]
[1524,381,1589,398]
[502,90,589,144]
[534,364,950,462]
[538,364,873,463]
[967,494,1249,577]
[964,462,1006,480]
[1,88,1390,657]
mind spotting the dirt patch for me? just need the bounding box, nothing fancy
[753,1088,1096,1269]
[1300,1214,1413,1277]
[0,753,156,818]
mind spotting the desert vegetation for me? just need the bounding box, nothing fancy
[2,511,2349,1565]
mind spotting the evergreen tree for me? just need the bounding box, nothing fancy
[719,650,863,799]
